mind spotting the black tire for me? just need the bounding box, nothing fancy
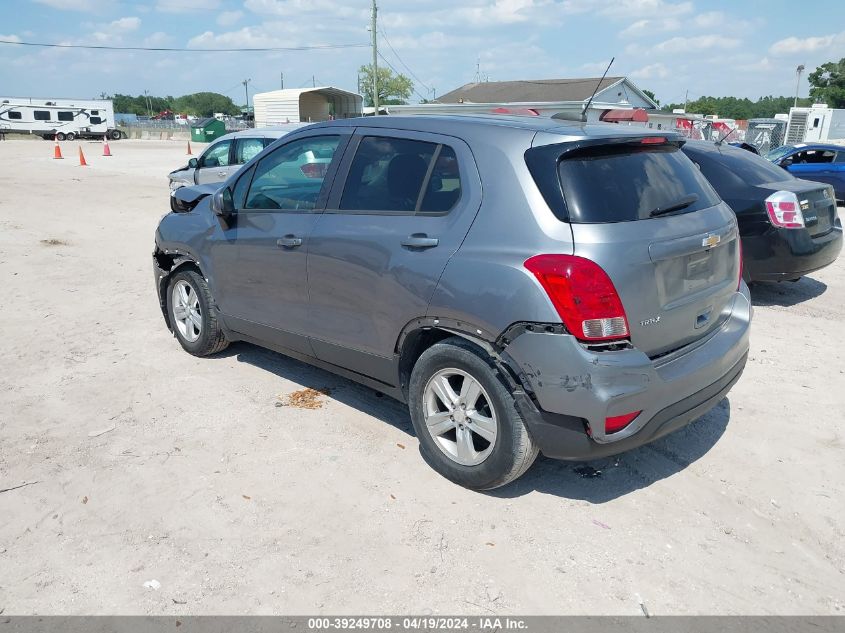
[65,132,75,141]
[166,269,229,357]
[408,337,538,490]
[110,129,122,140]
[56,132,66,141]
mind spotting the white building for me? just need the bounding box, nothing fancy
[253,87,363,127]
[785,103,845,144]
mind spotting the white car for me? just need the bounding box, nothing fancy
[168,124,306,192]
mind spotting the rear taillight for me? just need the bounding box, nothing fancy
[606,411,641,434]
[765,191,804,229]
[524,254,630,342]
[300,163,327,178]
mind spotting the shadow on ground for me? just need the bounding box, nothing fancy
[751,276,827,307]
[216,342,731,503]
[220,341,414,437]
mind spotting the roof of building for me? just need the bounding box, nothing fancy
[437,77,627,104]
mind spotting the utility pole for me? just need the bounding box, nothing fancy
[242,78,251,127]
[684,89,689,112]
[794,64,805,108]
[312,75,316,88]
[371,0,379,115]
[280,72,284,90]
[143,89,152,118]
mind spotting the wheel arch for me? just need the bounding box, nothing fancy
[154,249,208,331]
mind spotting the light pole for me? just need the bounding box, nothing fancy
[794,64,805,108]
[371,0,378,115]
[243,78,252,127]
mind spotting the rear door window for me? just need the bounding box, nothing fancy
[338,136,460,214]
[235,138,264,164]
[557,143,721,223]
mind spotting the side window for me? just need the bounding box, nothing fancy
[34,110,51,121]
[200,141,232,168]
[235,138,264,164]
[57,111,74,122]
[836,152,845,164]
[8,111,22,120]
[244,135,341,211]
[419,146,462,213]
[90,116,102,125]
[232,165,256,209]
[339,136,460,214]
[91,110,99,115]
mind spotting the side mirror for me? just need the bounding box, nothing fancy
[211,186,235,218]
[188,157,198,169]
[780,157,794,168]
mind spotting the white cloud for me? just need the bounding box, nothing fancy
[630,62,669,80]
[109,17,141,32]
[33,0,97,10]
[652,34,741,54]
[155,0,221,14]
[216,10,244,26]
[143,31,172,47]
[245,0,359,19]
[562,0,692,18]
[0,33,22,43]
[769,31,845,56]
[620,18,681,37]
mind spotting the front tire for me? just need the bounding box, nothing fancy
[56,132,66,141]
[110,129,122,140]
[408,337,538,490]
[65,132,75,141]
[166,269,228,357]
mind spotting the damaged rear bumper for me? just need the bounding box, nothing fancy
[502,290,751,460]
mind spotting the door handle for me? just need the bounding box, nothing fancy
[401,234,439,249]
[217,171,227,177]
[277,235,302,248]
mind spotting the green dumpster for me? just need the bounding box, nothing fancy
[190,118,226,143]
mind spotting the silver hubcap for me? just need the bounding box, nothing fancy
[423,368,497,466]
[171,280,202,343]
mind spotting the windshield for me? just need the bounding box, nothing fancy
[765,145,795,162]
[685,144,794,187]
[557,143,721,223]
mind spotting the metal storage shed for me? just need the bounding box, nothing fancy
[253,87,363,127]
[190,117,225,143]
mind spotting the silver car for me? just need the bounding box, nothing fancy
[168,124,306,191]
[154,115,751,490]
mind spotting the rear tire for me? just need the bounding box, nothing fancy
[56,132,65,141]
[166,269,229,357]
[408,337,538,490]
[65,132,75,141]
[110,129,121,140]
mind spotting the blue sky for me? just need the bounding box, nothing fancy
[1,0,844,107]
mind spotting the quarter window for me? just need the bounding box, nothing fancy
[244,135,341,211]
[34,110,51,121]
[339,136,461,214]
[200,141,232,168]
[8,111,22,120]
[57,111,74,122]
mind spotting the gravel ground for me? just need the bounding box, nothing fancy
[0,139,843,615]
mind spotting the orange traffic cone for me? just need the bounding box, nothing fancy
[78,145,88,167]
[103,135,112,157]
[53,135,63,159]
[186,140,192,155]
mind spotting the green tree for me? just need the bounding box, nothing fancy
[664,95,813,119]
[642,89,660,106]
[358,64,413,107]
[172,92,241,117]
[808,58,845,108]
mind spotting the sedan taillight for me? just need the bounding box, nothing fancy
[765,191,804,229]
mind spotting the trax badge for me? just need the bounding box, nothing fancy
[702,234,720,248]
[640,316,661,327]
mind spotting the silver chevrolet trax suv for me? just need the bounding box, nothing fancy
[153,115,751,490]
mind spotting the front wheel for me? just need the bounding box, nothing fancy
[56,132,66,141]
[65,132,75,141]
[166,269,228,356]
[408,337,538,490]
[110,129,122,140]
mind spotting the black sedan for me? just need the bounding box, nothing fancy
[682,141,842,283]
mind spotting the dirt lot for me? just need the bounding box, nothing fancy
[0,139,843,616]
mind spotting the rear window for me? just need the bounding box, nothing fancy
[557,143,720,223]
[685,145,794,190]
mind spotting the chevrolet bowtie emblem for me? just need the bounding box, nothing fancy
[702,234,720,248]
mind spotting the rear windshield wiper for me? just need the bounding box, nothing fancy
[649,194,699,218]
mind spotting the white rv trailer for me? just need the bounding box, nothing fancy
[0,96,122,140]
